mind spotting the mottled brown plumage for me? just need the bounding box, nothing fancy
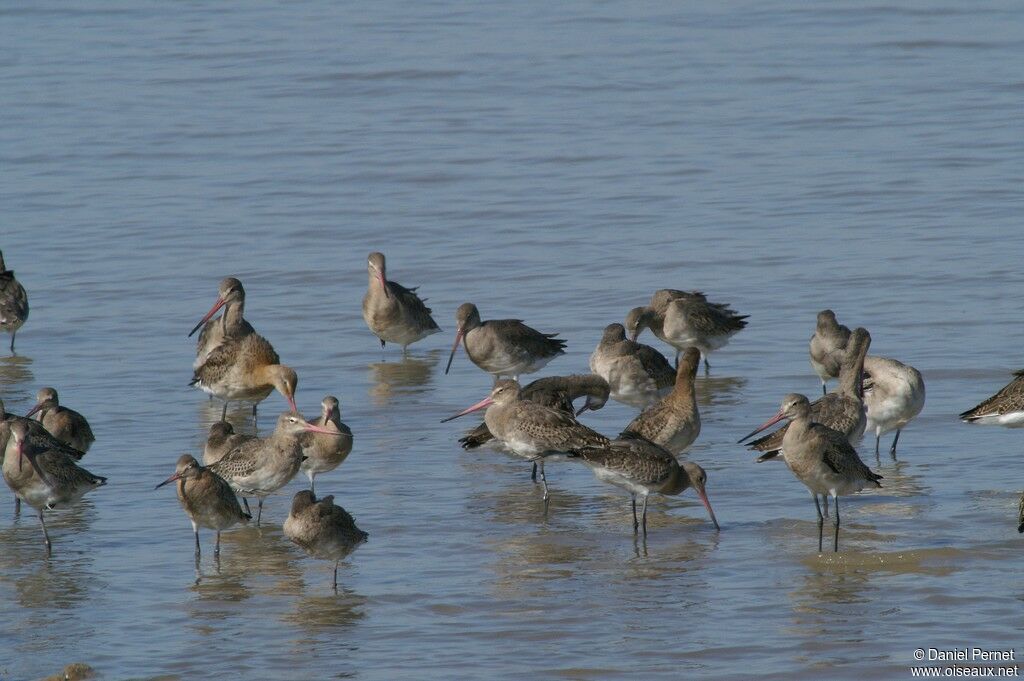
[202,421,255,466]
[589,323,675,407]
[443,380,609,500]
[745,327,869,461]
[960,371,1024,426]
[809,309,852,394]
[0,250,28,353]
[746,394,881,552]
[299,395,353,494]
[0,398,86,465]
[625,289,747,372]
[446,302,566,379]
[190,277,256,370]
[155,454,250,557]
[459,374,609,449]
[570,435,719,534]
[27,387,95,453]
[284,490,367,590]
[362,252,441,351]
[621,347,701,453]
[191,331,298,420]
[209,412,336,525]
[3,420,106,554]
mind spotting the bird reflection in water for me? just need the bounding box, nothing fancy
[283,589,368,633]
[1,499,99,609]
[368,350,440,406]
[190,523,306,596]
[0,353,33,396]
[694,373,747,409]
[196,398,262,439]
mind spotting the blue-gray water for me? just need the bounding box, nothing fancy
[2,2,1023,679]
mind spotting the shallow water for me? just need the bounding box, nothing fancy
[2,1,1023,679]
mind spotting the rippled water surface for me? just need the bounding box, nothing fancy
[3,2,1023,679]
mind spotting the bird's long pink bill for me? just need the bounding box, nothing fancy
[736,412,785,443]
[15,439,49,482]
[188,297,227,337]
[696,488,720,531]
[378,272,391,299]
[155,472,182,490]
[443,329,464,375]
[440,395,493,423]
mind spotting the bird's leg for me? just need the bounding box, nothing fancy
[242,497,251,515]
[889,429,901,459]
[333,560,339,592]
[380,338,386,349]
[531,461,537,482]
[309,472,316,496]
[221,402,228,421]
[703,355,710,375]
[215,530,221,557]
[813,493,824,553]
[38,510,51,556]
[640,495,649,536]
[821,382,827,396]
[252,403,258,428]
[193,521,201,558]
[9,331,15,353]
[14,496,20,516]
[631,495,639,534]
[832,495,840,553]
[539,460,549,501]
[874,432,881,457]
[256,498,264,527]
[821,494,829,518]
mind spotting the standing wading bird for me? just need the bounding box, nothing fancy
[442,380,609,501]
[569,435,719,535]
[190,330,298,424]
[3,420,106,555]
[809,310,852,395]
[26,387,95,453]
[188,277,256,370]
[458,374,609,450]
[284,490,368,591]
[862,355,925,457]
[741,393,882,552]
[362,252,441,354]
[625,289,748,373]
[621,347,701,454]
[1,399,88,515]
[0,250,29,354]
[741,327,870,462]
[589,323,676,408]
[209,412,340,525]
[300,396,353,495]
[155,454,250,559]
[445,303,566,380]
[959,370,1024,428]
[741,328,871,518]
